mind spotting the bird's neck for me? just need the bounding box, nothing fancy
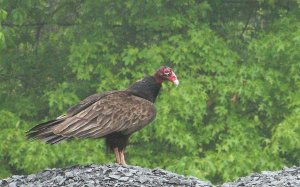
[127,76,161,103]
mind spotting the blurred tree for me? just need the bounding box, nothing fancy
[0,0,299,184]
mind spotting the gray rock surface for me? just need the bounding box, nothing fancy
[221,166,300,187]
[0,164,212,187]
[1,165,299,187]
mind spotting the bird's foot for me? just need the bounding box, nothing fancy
[120,161,127,167]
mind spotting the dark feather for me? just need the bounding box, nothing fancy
[53,92,156,138]
[66,91,119,116]
[26,91,156,144]
[27,76,160,147]
[26,119,69,144]
[26,119,63,139]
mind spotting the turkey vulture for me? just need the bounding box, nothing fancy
[27,66,179,166]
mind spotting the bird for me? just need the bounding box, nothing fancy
[27,66,179,166]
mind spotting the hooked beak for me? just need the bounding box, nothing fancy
[168,72,179,87]
[173,79,179,87]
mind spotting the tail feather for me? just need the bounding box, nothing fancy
[27,119,68,144]
[44,135,69,144]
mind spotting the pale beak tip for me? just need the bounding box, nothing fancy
[173,79,179,87]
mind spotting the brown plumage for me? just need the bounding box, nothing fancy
[27,66,179,166]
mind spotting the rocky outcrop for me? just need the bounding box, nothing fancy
[1,164,299,187]
[0,164,212,187]
[221,166,300,187]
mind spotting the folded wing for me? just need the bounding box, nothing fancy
[52,92,156,138]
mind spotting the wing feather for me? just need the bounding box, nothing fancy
[52,92,156,138]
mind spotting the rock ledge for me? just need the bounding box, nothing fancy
[221,166,300,187]
[1,165,300,187]
[0,164,212,187]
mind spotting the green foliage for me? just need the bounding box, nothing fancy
[0,0,300,184]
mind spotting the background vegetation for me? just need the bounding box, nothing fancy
[0,0,299,184]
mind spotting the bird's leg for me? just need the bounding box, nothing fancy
[113,147,121,164]
[119,148,127,166]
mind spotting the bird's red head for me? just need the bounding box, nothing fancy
[154,66,179,86]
